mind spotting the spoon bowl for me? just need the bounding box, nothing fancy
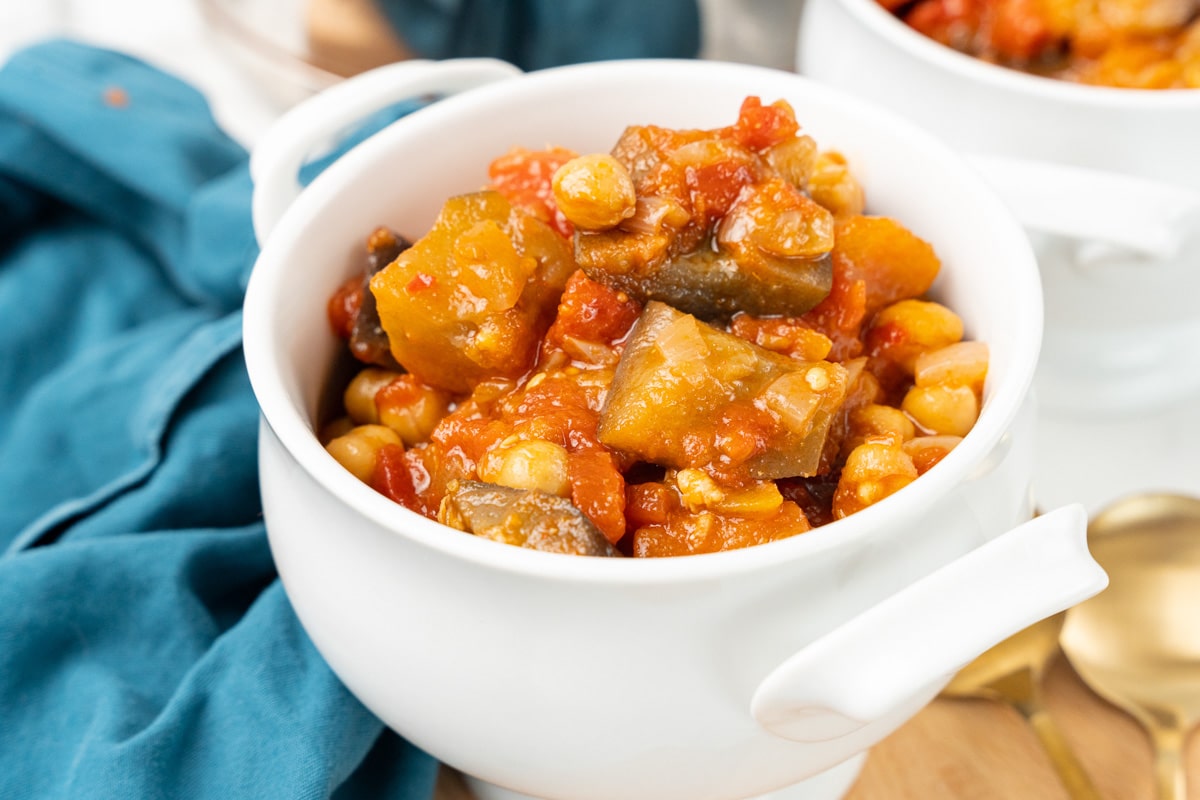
[1061,493,1200,800]
[942,612,1102,799]
[944,612,1065,697]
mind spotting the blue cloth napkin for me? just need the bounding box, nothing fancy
[0,39,438,800]
[375,0,702,69]
[0,6,699,793]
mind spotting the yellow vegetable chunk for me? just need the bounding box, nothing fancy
[370,191,575,393]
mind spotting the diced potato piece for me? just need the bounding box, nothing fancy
[370,191,574,393]
[831,216,941,315]
[597,302,848,478]
[438,480,618,557]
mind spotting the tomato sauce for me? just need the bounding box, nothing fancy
[321,97,988,557]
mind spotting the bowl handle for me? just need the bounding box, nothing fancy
[249,58,524,246]
[966,154,1200,263]
[750,504,1106,743]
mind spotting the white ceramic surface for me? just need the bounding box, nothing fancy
[242,58,1105,800]
[796,0,1200,414]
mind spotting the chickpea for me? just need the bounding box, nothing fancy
[903,435,963,474]
[376,374,452,446]
[845,403,916,451]
[478,439,571,497]
[868,299,964,373]
[343,367,402,425]
[765,133,818,189]
[902,384,979,437]
[552,154,637,231]
[833,441,917,518]
[325,424,402,483]
[914,341,989,393]
[319,416,355,445]
[807,151,865,217]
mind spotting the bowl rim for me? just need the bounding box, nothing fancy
[823,0,1200,108]
[243,58,1044,585]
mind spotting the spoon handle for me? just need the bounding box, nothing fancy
[1025,705,1105,800]
[1150,724,1186,800]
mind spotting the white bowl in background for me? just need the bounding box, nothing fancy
[797,0,1200,413]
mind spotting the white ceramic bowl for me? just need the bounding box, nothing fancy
[796,0,1200,413]
[242,58,1105,800]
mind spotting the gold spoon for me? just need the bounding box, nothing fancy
[941,611,1103,799]
[1061,493,1200,800]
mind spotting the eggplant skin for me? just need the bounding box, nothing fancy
[576,226,832,322]
[574,125,836,322]
[642,248,832,321]
[598,302,848,479]
[350,228,411,369]
[438,480,619,557]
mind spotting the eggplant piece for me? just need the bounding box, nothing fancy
[597,302,848,479]
[576,177,833,321]
[439,480,619,557]
[349,227,411,369]
[627,247,831,321]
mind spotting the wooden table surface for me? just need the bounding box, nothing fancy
[434,653,1199,799]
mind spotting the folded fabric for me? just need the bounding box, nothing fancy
[0,41,436,800]
[374,0,702,69]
